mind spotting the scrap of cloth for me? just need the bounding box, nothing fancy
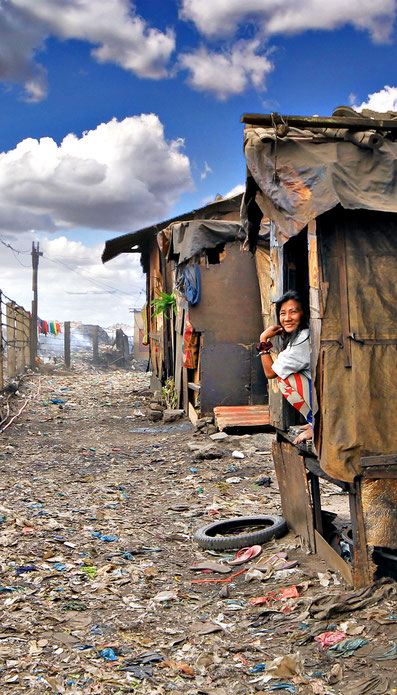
[277,372,312,424]
[308,578,397,620]
[183,314,199,369]
[183,263,201,305]
[342,674,391,695]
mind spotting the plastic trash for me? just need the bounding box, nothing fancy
[100,648,118,661]
[91,531,118,542]
[232,450,245,459]
[15,565,38,575]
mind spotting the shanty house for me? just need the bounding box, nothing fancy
[102,194,270,423]
[241,107,397,585]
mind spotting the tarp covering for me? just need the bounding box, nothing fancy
[316,209,397,482]
[243,123,397,246]
[163,220,245,265]
[102,193,243,266]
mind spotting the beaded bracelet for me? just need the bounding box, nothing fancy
[256,340,273,353]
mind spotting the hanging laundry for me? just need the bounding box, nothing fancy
[183,264,201,305]
[38,318,61,335]
[183,313,199,369]
[38,319,48,335]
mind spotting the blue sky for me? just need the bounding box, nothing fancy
[0,0,396,327]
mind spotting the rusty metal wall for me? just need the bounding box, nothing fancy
[189,242,263,342]
[189,242,267,414]
[200,342,251,413]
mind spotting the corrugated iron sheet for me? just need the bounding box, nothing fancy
[213,405,271,431]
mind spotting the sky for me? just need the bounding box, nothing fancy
[0,0,397,328]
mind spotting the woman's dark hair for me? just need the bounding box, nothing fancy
[275,290,308,350]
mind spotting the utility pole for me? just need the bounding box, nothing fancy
[30,241,43,368]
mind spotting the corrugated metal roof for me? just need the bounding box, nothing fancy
[213,405,271,431]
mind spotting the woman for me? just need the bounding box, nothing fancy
[258,290,312,445]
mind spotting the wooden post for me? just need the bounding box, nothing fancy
[64,321,71,368]
[0,292,3,390]
[23,310,30,367]
[30,241,43,368]
[15,305,25,374]
[123,333,129,367]
[115,328,123,351]
[349,479,375,587]
[92,325,99,364]
[6,302,16,377]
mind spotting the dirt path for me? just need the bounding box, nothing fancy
[0,366,396,694]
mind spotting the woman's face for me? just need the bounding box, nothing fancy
[279,299,304,333]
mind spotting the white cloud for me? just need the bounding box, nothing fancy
[353,85,397,112]
[224,184,245,198]
[0,231,145,326]
[0,0,175,100]
[179,40,273,99]
[0,114,193,234]
[180,0,396,42]
[200,161,212,181]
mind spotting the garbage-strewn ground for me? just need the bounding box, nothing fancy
[0,366,396,695]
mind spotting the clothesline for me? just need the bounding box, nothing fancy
[38,319,62,336]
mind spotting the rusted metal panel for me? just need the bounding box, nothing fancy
[185,242,267,415]
[314,531,353,586]
[213,405,270,431]
[200,342,251,414]
[250,345,268,405]
[189,242,263,342]
[272,437,315,551]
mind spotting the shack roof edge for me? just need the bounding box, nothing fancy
[102,193,243,264]
[241,111,397,130]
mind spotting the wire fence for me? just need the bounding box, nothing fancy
[0,287,134,387]
[0,289,31,388]
[37,323,132,368]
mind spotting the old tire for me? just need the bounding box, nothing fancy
[194,515,287,550]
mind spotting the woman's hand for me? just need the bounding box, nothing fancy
[260,325,283,342]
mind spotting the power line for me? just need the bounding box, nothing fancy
[0,235,30,254]
[0,234,145,297]
[41,251,143,296]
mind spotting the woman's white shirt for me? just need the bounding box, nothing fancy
[271,328,311,380]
